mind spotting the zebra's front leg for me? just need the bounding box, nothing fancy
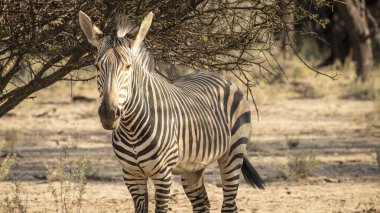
[123,171,148,213]
[151,169,173,213]
[181,169,210,213]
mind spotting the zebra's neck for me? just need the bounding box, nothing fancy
[118,45,158,140]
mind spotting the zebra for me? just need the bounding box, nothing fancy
[79,11,264,213]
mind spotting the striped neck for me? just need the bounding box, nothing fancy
[118,45,155,138]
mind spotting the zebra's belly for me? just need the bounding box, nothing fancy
[172,161,209,174]
[173,119,230,174]
[173,138,228,174]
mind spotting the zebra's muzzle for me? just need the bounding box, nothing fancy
[98,101,121,130]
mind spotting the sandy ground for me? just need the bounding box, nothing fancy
[0,77,379,212]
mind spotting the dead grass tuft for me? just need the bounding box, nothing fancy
[4,129,18,156]
[287,150,319,179]
[1,137,26,213]
[0,154,14,181]
[2,182,28,213]
[275,150,319,180]
[274,150,319,181]
[342,73,380,100]
[0,130,17,181]
[44,141,89,213]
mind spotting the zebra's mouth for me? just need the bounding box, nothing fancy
[100,116,120,130]
[98,102,121,130]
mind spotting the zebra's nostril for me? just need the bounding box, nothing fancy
[98,106,102,115]
[115,108,121,117]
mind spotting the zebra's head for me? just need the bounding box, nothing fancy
[79,11,153,130]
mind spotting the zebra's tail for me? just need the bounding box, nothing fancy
[242,157,265,190]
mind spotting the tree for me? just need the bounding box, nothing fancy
[0,0,99,117]
[278,0,296,59]
[337,0,374,82]
[0,0,334,117]
[313,0,378,81]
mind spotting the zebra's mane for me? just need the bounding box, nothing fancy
[115,15,137,38]
[96,15,155,74]
[114,15,155,73]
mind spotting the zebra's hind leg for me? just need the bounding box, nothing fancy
[181,169,210,213]
[217,138,248,213]
[123,172,148,213]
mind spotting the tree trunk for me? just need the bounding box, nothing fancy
[317,8,350,68]
[278,0,295,59]
[337,0,373,82]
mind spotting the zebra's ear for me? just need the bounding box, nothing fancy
[79,11,103,48]
[130,12,153,48]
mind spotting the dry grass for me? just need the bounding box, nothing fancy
[342,75,380,100]
[1,130,25,213]
[376,148,380,168]
[0,155,14,182]
[274,150,320,181]
[3,182,28,213]
[259,57,380,103]
[4,129,18,156]
[1,137,91,213]
[44,141,89,213]
[365,100,380,137]
[0,130,17,181]
[287,150,319,179]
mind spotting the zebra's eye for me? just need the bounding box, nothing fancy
[125,65,131,70]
